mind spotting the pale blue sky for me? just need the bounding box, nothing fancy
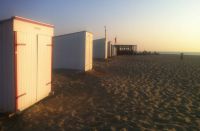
[0,0,200,51]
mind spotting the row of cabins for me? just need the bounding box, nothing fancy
[0,16,137,113]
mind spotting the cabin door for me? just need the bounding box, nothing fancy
[37,35,52,101]
[16,32,37,111]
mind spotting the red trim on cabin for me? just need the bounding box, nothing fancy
[14,31,18,112]
[13,16,54,28]
[51,37,53,91]
[0,16,54,28]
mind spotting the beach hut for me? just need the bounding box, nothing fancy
[107,41,112,58]
[111,44,117,56]
[0,16,54,113]
[93,38,107,59]
[107,41,117,57]
[54,31,93,71]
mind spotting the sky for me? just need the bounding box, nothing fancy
[0,0,200,52]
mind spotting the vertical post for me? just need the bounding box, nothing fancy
[14,31,18,112]
[180,53,184,60]
[104,26,107,39]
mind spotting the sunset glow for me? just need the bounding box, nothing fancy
[0,0,199,52]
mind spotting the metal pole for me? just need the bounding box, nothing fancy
[104,26,107,39]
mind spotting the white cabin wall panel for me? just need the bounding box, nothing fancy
[16,32,37,111]
[105,40,108,59]
[85,32,93,71]
[13,19,53,36]
[107,42,112,57]
[37,35,52,101]
[89,33,93,70]
[111,45,117,56]
[54,32,90,71]
[93,38,107,59]
[0,20,15,112]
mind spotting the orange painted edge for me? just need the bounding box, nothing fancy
[0,16,54,28]
[51,37,53,92]
[13,16,54,28]
[14,31,18,112]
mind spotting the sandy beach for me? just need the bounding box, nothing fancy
[0,55,200,130]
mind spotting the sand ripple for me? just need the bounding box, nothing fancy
[0,55,200,130]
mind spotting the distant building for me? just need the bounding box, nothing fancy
[115,44,137,55]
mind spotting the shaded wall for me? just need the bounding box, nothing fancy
[93,38,107,59]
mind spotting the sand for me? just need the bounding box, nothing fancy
[0,55,200,130]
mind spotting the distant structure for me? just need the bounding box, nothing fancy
[111,41,117,57]
[115,44,137,55]
[104,26,107,39]
[113,37,137,55]
[107,41,117,57]
[180,53,184,60]
[115,37,117,44]
[107,41,112,57]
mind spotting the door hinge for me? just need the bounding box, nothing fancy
[46,82,52,86]
[17,43,26,46]
[16,93,27,99]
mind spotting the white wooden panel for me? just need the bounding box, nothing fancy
[107,42,112,57]
[16,31,37,111]
[13,19,53,36]
[105,40,108,58]
[53,32,86,71]
[37,35,52,101]
[93,38,107,59]
[111,45,117,56]
[85,32,93,71]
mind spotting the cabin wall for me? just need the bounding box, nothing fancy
[93,38,107,59]
[0,20,15,112]
[53,32,86,70]
[111,45,117,56]
[107,42,112,57]
[84,32,93,71]
[13,19,53,35]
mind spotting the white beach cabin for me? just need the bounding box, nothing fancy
[53,31,93,71]
[0,16,54,113]
[107,41,117,57]
[93,38,108,59]
[111,44,117,57]
[107,41,112,57]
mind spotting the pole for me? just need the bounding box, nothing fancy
[104,26,107,39]
[115,37,117,44]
